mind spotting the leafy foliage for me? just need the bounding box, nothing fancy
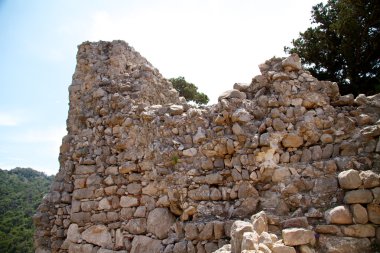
[169,76,209,105]
[285,0,380,95]
[0,168,53,253]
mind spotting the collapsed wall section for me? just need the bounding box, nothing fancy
[34,41,380,253]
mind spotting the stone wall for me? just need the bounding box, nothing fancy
[34,40,380,253]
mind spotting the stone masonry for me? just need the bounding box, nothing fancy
[34,40,380,253]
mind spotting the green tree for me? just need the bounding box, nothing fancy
[285,0,380,95]
[169,76,209,105]
[0,168,53,253]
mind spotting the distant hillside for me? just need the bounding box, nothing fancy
[0,167,53,253]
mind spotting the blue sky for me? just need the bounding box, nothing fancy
[0,0,324,175]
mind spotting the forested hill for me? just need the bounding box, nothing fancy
[0,167,54,253]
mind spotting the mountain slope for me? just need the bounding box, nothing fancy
[0,168,53,253]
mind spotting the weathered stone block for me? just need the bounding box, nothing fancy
[325,205,353,224]
[338,169,361,189]
[282,228,315,246]
[344,189,373,204]
[147,208,175,239]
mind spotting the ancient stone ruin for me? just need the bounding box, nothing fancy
[34,40,380,253]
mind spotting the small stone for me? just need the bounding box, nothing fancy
[251,211,268,235]
[315,225,341,235]
[282,53,302,71]
[230,221,254,253]
[147,208,176,239]
[198,222,214,240]
[282,228,315,246]
[341,224,375,237]
[318,235,371,253]
[67,223,81,243]
[241,231,259,251]
[344,189,373,204]
[281,217,309,228]
[272,167,291,183]
[359,170,380,188]
[169,104,184,115]
[338,169,362,189]
[325,205,353,224]
[183,148,197,157]
[120,196,139,207]
[125,218,147,234]
[98,198,111,210]
[273,118,286,131]
[130,236,163,253]
[368,203,380,224]
[282,134,303,148]
[218,89,247,101]
[351,204,368,224]
[81,225,112,248]
[272,244,296,253]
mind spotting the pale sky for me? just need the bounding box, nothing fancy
[0,0,324,175]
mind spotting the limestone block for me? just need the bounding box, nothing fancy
[130,236,163,253]
[299,245,315,253]
[318,235,371,253]
[341,224,375,237]
[147,208,176,239]
[325,205,353,224]
[169,104,184,115]
[368,203,380,224]
[188,185,210,200]
[344,189,373,204]
[351,204,368,224]
[72,188,94,200]
[184,223,198,240]
[338,169,361,189]
[359,170,380,188]
[251,211,268,235]
[272,167,291,183]
[280,217,309,228]
[213,221,225,240]
[183,147,197,157]
[272,244,296,253]
[67,223,81,243]
[125,218,147,234]
[282,134,303,148]
[231,108,251,123]
[218,89,247,101]
[120,196,139,207]
[81,225,112,248]
[282,228,315,246]
[315,225,341,235]
[372,187,380,204]
[282,53,302,71]
[230,221,254,253]
[198,222,214,241]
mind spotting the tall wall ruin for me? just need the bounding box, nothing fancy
[34,40,380,253]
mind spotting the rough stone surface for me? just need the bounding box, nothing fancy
[33,42,380,253]
[318,235,371,253]
[81,225,112,248]
[230,221,254,253]
[325,206,353,225]
[282,228,315,246]
[338,170,362,190]
[147,208,175,239]
[130,236,163,253]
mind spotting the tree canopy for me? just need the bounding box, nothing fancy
[285,0,380,95]
[0,168,53,253]
[169,76,209,105]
